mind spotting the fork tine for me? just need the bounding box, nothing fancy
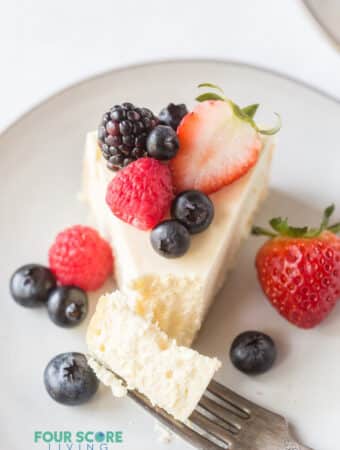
[128,389,222,450]
[190,410,236,448]
[208,380,257,416]
[199,395,242,432]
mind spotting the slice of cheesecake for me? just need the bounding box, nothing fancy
[83,131,275,346]
[87,291,221,421]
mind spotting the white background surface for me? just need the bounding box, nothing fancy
[0,0,339,132]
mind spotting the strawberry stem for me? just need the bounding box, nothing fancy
[196,83,281,135]
[197,83,225,94]
[252,204,339,239]
[328,223,340,233]
[256,113,281,136]
[242,104,259,119]
[251,226,277,238]
[195,92,225,102]
[321,204,335,229]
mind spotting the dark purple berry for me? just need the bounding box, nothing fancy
[150,220,190,258]
[10,264,56,307]
[230,331,276,375]
[171,190,214,234]
[44,352,98,405]
[146,125,179,160]
[98,103,159,170]
[47,286,88,328]
[159,103,188,130]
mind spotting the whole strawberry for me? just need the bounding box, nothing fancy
[253,205,340,328]
[49,225,113,291]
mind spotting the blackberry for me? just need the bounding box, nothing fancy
[98,103,159,171]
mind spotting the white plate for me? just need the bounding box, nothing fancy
[1,60,339,450]
[304,0,340,48]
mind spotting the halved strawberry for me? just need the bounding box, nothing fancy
[170,100,262,194]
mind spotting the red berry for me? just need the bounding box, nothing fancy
[256,232,340,328]
[105,158,174,230]
[170,100,261,194]
[49,225,113,291]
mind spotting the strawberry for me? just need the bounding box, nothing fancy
[170,83,280,194]
[253,205,340,328]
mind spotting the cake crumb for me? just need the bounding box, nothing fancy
[87,355,127,397]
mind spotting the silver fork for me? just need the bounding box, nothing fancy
[129,379,313,450]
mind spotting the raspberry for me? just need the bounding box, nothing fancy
[106,158,173,230]
[49,226,113,291]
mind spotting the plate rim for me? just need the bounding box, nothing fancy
[302,0,340,50]
[1,57,339,139]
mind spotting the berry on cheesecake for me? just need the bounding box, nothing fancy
[98,103,158,171]
[49,225,113,291]
[10,264,56,307]
[159,103,188,130]
[106,158,174,230]
[150,219,191,258]
[253,205,340,328]
[171,190,214,234]
[146,125,179,160]
[170,83,280,194]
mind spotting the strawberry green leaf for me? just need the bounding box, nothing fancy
[328,222,340,233]
[254,204,339,240]
[251,226,277,238]
[303,227,320,238]
[196,93,226,102]
[270,217,308,237]
[242,104,259,119]
[197,83,225,94]
[256,113,281,136]
[321,204,335,229]
[196,82,281,135]
[231,102,257,128]
[306,204,337,237]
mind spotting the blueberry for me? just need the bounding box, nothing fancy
[159,103,188,130]
[230,331,276,375]
[44,352,99,405]
[171,190,214,234]
[146,125,179,160]
[47,286,88,328]
[150,220,190,258]
[10,264,57,307]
